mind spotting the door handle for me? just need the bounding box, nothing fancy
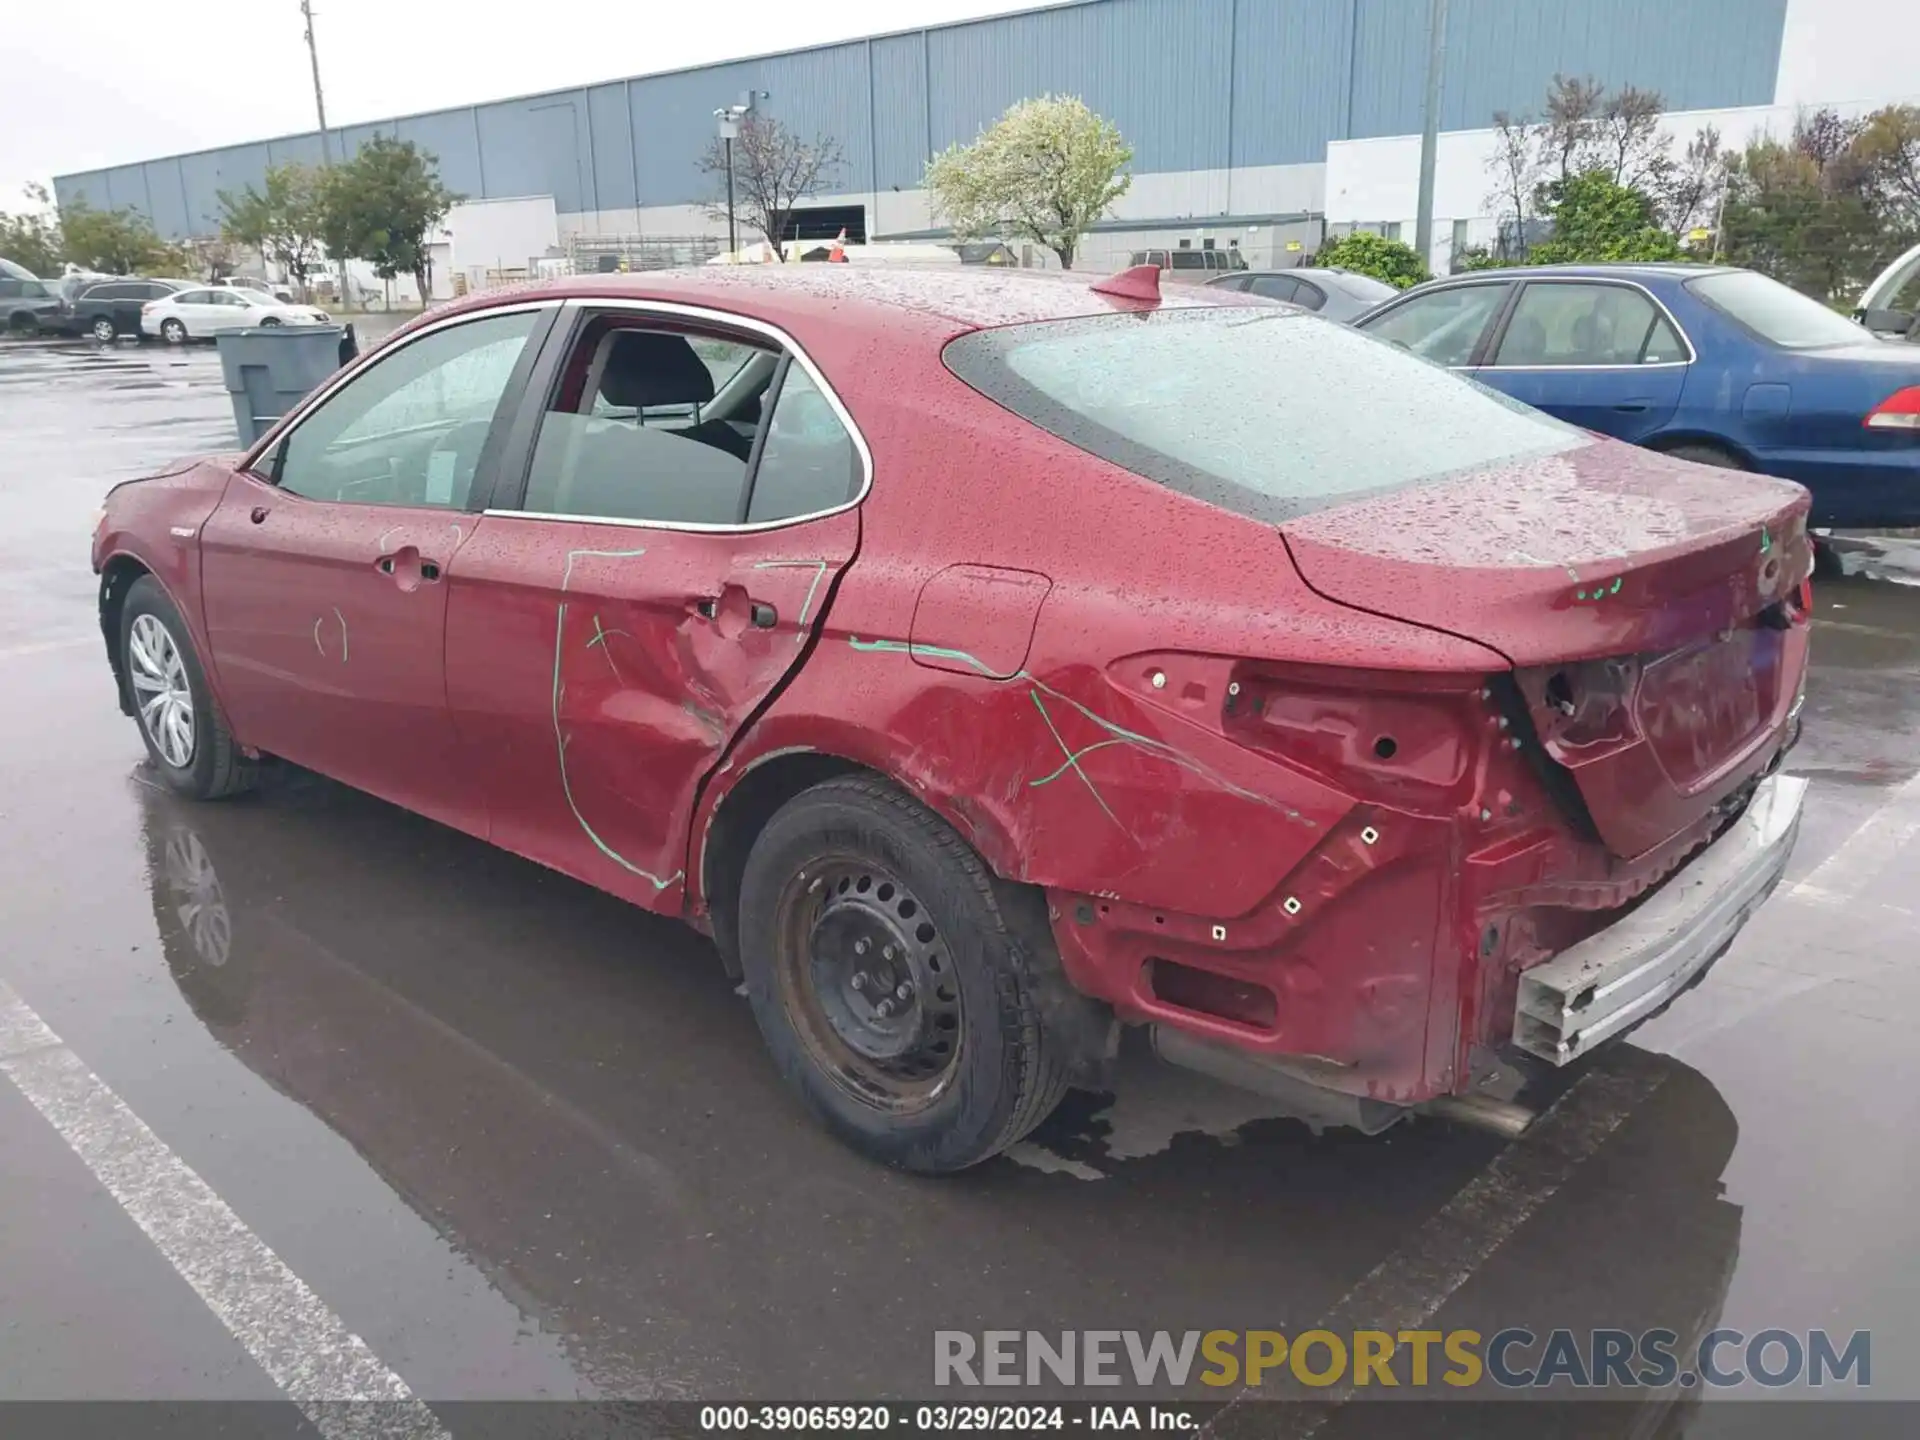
[694,593,778,629]
[1611,402,1649,413]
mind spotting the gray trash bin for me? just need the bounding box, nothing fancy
[215,325,346,446]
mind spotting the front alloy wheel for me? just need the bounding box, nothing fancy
[91,315,117,342]
[129,612,195,769]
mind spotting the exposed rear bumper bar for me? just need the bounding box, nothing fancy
[1514,773,1808,1065]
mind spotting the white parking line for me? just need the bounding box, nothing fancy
[1785,768,1920,908]
[0,980,449,1440]
[1203,1062,1664,1438]
[0,636,96,661]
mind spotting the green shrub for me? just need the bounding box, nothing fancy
[1314,232,1431,288]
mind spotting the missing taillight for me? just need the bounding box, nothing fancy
[1148,957,1277,1030]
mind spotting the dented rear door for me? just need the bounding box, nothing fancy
[443,316,866,915]
[445,511,857,911]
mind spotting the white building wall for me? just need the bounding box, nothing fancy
[1326,91,1920,275]
[1774,0,1919,108]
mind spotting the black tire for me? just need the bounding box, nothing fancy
[120,576,257,800]
[1663,442,1747,470]
[1812,537,1845,580]
[8,311,38,337]
[90,314,118,342]
[738,775,1070,1172]
[161,318,188,344]
[258,315,282,327]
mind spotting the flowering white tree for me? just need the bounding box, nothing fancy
[925,96,1132,269]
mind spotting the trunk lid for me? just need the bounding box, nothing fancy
[1282,440,1813,858]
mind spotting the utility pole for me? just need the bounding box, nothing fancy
[1413,0,1449,266]
[300,0,333,166]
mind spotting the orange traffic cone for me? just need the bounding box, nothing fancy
[828,228,848,263]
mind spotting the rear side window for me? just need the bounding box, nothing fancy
[944,308,1586,523]
[1687,269,1869,349]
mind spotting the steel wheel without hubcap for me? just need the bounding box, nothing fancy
[771,856,962,1112]
[91,316,117,342]
[129,613,195,769]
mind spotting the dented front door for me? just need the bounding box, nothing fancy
[443,511,858,911]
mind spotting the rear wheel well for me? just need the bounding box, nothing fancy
[700,751,868,978]
[1645,434,1751,469]
[99,556,152,711]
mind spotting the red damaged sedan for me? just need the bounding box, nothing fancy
[93,265,1811,1171]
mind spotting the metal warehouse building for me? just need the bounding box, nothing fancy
[50,0,1890,275]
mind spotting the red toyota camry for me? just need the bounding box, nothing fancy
[93,265,1812,1171]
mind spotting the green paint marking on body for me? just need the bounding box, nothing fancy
[753,558,833,640]
[552,548,682,892]
[1029,689,1120,827]
[845,634,1315,827]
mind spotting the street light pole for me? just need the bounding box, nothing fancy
[715,106,743,257]
[725,134,737,256]
[1413,0,1449,266]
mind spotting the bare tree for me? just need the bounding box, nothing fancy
[1657,124,1728,237]
[1596,84,1670,189]
[698,115,844,259]
[1543,74,1606,181]
[1485,110,1543,259]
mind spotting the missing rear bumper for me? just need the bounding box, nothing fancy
[1514,773,1808,1065]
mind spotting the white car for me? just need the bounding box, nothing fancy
[141,287,330,342]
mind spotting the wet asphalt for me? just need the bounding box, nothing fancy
[1,334,1918,1429]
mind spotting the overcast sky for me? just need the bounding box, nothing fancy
[0,0,1040,206]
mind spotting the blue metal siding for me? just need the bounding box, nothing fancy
[476,95,590,211]
[871,32,930,191]
[629,43,870,209]
[391,109,486,199]
[1231,0,1357,167]
[927,0,1235,173]
[51,0,1792,239]
[1348,0,1787,138]
[588,84,638,212]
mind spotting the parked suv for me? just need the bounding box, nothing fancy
[1,261,71,336]
[70,277,193,341]
[1128,247,1249,283]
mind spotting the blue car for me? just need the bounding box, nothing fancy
[1354,263,1920,527]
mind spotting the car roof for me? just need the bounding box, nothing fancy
[1422,262,1737,282]
[416,264,1259,342]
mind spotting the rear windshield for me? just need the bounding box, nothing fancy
[1687,269,1869,349]
[943,307,1586,522]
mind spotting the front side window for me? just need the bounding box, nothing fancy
[1492,283,1673,366]
[1359,283,1510,366]
[271,309,538,508]
[945,307,1585,524]
[1170,251,1207,270]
